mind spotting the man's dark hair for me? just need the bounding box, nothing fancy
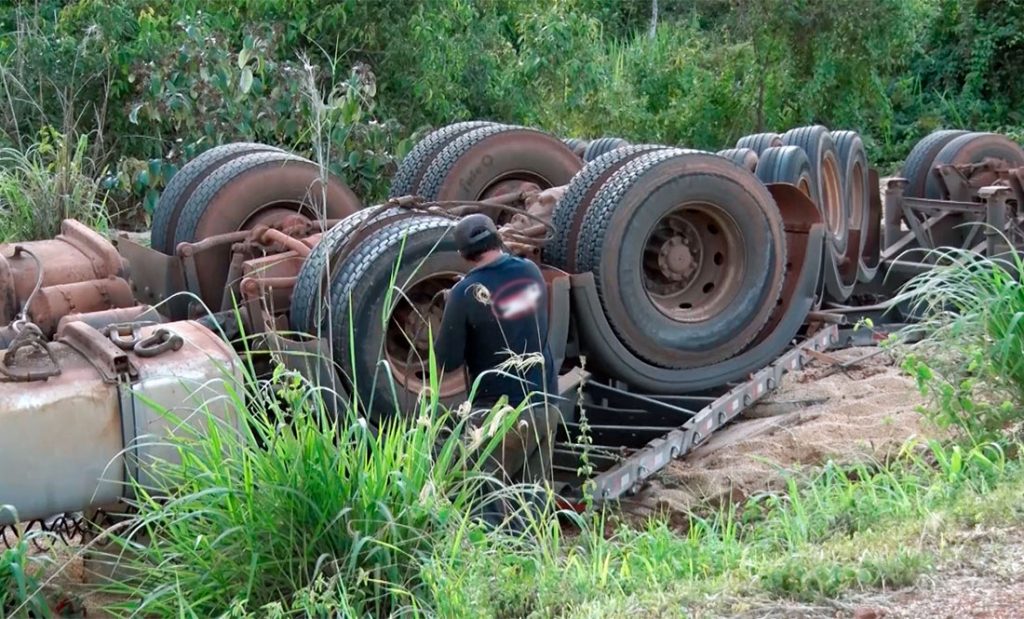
[453,214,501,260]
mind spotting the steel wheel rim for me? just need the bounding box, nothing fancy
[641,203,746,323]
[849,161,865,229]
[384,271,466,398]
[821,152,844,242]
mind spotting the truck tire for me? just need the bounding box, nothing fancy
[416,125,582,205]
[736,132,783,156]
[173,152,361,310]
[831,130,870,299]
[576,150,786,368]
[782,125,848,254]
[562,138,588,158]
[756,146,814,198]
[831,130,869,232]
[926,132,1024,199]
[328,215,470,419]
[544,144,672,272]
[151,142,284,254]
[716,147,759,172]
[901,129,968,198]
[388,121,499,199]
[290,206,410,334]
[582,137,630,162]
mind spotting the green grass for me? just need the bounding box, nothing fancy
[87,358,535,618]
[0,127,108,242]
[0,524,52,618]
[421,440,1017,617]
[56,369,1023,619]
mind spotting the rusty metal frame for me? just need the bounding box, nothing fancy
[113,236,188,314]
[881,175,1022,260]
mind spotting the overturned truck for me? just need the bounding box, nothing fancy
[2,124,1023,530]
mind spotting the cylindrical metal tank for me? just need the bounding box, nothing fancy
[0,320,242,525]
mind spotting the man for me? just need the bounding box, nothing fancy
[434,213,558,487]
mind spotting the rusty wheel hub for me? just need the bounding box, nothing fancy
[385,272,465,396]
[642,205,744,322]
[651,218,702,285]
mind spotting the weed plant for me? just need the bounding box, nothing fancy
[895,244,1024,440]
[0,127,107,241]
[0,522,51,618]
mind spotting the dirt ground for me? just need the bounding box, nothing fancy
[622,346,938,520]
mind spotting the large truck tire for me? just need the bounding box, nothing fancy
[715,147,758,172]
[831,130,871,296]
[388,121,500,199]
[562,138,588,158]
[172,152,361,310]
[151,142,284,254]
[576,150,786,368]
[831,130,869,233]
[736,132,783,156]
[900,129,969,198]
[416,125,582,206]
[582,137,630,162]
[327,215,470,419]
[756,146,813,194]
[782,125,848,254]
[290,206,411,334]
[544,144,672,272]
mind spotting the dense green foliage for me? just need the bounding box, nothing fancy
[1,0,1022,219]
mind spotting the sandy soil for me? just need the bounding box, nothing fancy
[622,346,939,521]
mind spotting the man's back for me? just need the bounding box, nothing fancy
[435,254,555,407]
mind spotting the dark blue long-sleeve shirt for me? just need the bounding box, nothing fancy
[434,254,555,407]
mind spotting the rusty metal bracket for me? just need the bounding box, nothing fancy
[979,185,1012,257]
[936,164,974,202]
[882,177,908,251]
[60,321,137,381]
[544,271,571,371]
[114,235,188,317]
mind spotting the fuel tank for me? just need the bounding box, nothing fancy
[0,320,242,525]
